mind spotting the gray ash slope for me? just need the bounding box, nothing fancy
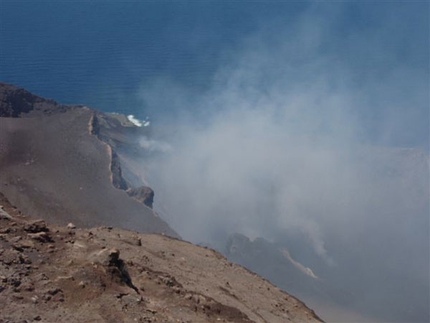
[0,82,176,237]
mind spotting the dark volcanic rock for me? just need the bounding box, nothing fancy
[0,82,71,117]
[110,150,128,190]
[126,186,154,209]
[24,220,49,233]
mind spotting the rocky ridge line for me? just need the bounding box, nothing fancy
[89,111,155,208]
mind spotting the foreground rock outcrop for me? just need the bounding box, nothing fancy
[0,194,323,323]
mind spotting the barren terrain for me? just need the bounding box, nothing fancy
[0,193,323,322]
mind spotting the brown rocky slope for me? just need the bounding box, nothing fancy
[0,193,323,323]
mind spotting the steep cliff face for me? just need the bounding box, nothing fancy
[88,111,154,189]
[0,82,177,237]
[126,186,155,208]
[225,234,327,303]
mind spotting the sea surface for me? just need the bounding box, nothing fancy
[0,2,304,117]
[1,2,428,148]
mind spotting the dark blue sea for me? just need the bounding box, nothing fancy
[1,1,428,148]
[0,1,305,117]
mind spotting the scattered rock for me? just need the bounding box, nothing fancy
[10,236,22,243]
[12,294,23,300]
[0,191,323,323]
[46,288,61,296]
[24,220,48,233]
[92,248,126,272]
[0,205,12,219]
[192,294,207,305]
[18,240,35,249]
[28,232,52,243]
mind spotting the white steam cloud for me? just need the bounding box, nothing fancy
[138,136,171,153]
[134,4,428,322]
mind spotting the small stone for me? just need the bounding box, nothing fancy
[119,294,141,305]
[42,294,52,301]
[67,222,76,229]
[20,240,35,249]
[28,232,52,243]
[35,273,49,281]
[192,294,206,304]
[22,282,34,291]
[47,288,60,295]
[146,309,157,314]
[12,244,24,252]
[10,277,21,287]
[10,236,22,243]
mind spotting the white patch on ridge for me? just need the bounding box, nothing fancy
[127,115,143,127]
[281,249,319,279]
